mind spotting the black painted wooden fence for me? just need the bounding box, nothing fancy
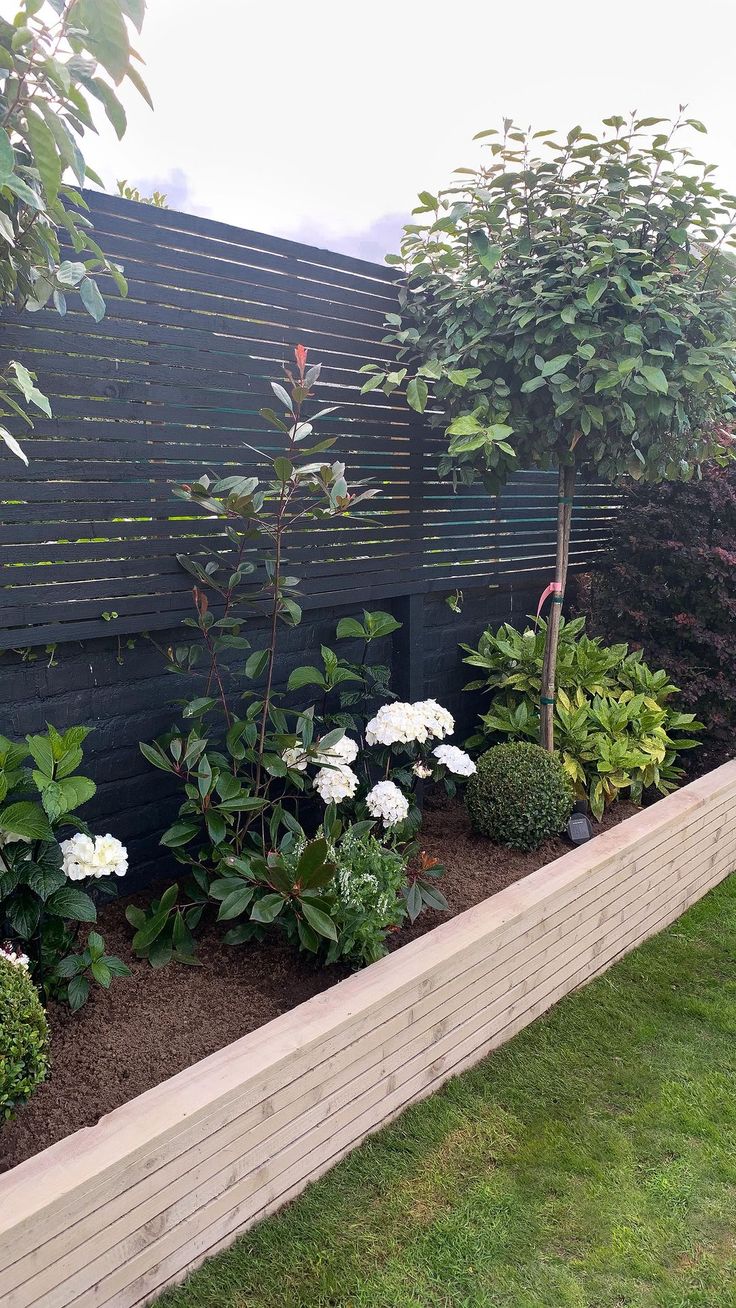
[0,192,619,652]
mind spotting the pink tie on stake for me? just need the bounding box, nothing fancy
[536,580,562,618]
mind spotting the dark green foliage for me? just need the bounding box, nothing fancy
[466,742,573,850]
[0,956,49,1118]
[577,456,736,773]
[0,0,149,464]
[364,114,736,494]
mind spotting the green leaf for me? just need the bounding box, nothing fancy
[446,414,482,436]
[67,975,91,1011]
[46,886,97,922]
[250,893,285,924]
[586,279,607,306]
[26,112,61,201]
[0,801,53,841]
[296,838,328,883]
[79,0,130,83]
[205,810,227,846]
[90,959,112,988]
[160,821,199,848]
[540,354,572,377]
[470,230,502,273]
[640,365,668,394]
[26,733,54,775]
[216,885,254,921]
[131,910,169,953]
[55,955,82,979]
[6,890,41,940]
[335,616,366,640]
[79,277,106,323]
[406,377,428,413]
[0,126,15,184]
[301,900,338,941]
[520,376,546,394]
[87,930,105,959]
[25,861,66,900]
[245,649,269,679]
[287,665,325,692]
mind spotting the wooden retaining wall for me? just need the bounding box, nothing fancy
[1,760,734,1308]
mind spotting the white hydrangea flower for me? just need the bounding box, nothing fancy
[365,780,410,828]
[316,734,359,766]
[282,743,308,772]
[313,765,359,804]
[0,943,30,970]
[61,833,128,881]
[93,834,129,878]
[415,699,455,740]
[365,702,429,746]
[432,744,477,777]
[413,761,433,779]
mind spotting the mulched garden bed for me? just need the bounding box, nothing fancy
[0,797,635,1174]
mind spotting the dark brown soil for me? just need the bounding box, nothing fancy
[0,798,635,1173]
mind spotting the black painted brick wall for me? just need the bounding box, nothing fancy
[2,582,540,889]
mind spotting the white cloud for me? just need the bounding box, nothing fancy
[86,0,736,261]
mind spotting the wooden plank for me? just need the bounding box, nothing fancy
[2,765,733,1261]
[57,837,736,1308]
[13,810,733,1308]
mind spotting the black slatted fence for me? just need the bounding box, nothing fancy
[0,192,619,651]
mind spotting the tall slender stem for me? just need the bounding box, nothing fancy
[540,460,576,751]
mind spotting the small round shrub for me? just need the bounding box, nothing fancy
[466,742,573,851]
[0,955,50,1119]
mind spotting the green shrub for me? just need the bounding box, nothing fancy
[463,618,703,818]
[466,743,573,851]
[0,955,49,1119]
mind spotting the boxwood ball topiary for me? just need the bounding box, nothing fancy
[0,956,50,1119]
[466,742,573,851]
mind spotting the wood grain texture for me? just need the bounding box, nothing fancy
[0,761,733,1308]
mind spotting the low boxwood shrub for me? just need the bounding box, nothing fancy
[463,618,702,818]
[0,952,49,1119]
[465,742,573,851]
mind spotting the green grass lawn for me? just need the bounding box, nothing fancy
[159,877,736,1308]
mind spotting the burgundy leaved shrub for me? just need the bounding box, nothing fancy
[576,457,736,774]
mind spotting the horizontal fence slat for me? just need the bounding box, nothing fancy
[0,193,616,647]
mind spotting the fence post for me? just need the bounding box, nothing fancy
[392,592,425,702]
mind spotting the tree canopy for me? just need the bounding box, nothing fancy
[363,112,736,492]
[0,0,149,463]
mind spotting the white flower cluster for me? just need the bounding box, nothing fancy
[415,699,455,740]
[365,780,409,829]
[366,699,455,748]
[432,745,477,778]
[60,833,128,881]
[0,943,30,970]
[316,735,359,766]
[314,765,359,804]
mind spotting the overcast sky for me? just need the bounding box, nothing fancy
[87,0,736,263]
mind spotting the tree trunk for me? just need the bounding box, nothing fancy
[540,461,576,751]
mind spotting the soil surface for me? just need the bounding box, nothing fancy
[1,798,634,1173]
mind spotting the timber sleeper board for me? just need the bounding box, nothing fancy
[12,818,733,1308]
[0,760,734,1308]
